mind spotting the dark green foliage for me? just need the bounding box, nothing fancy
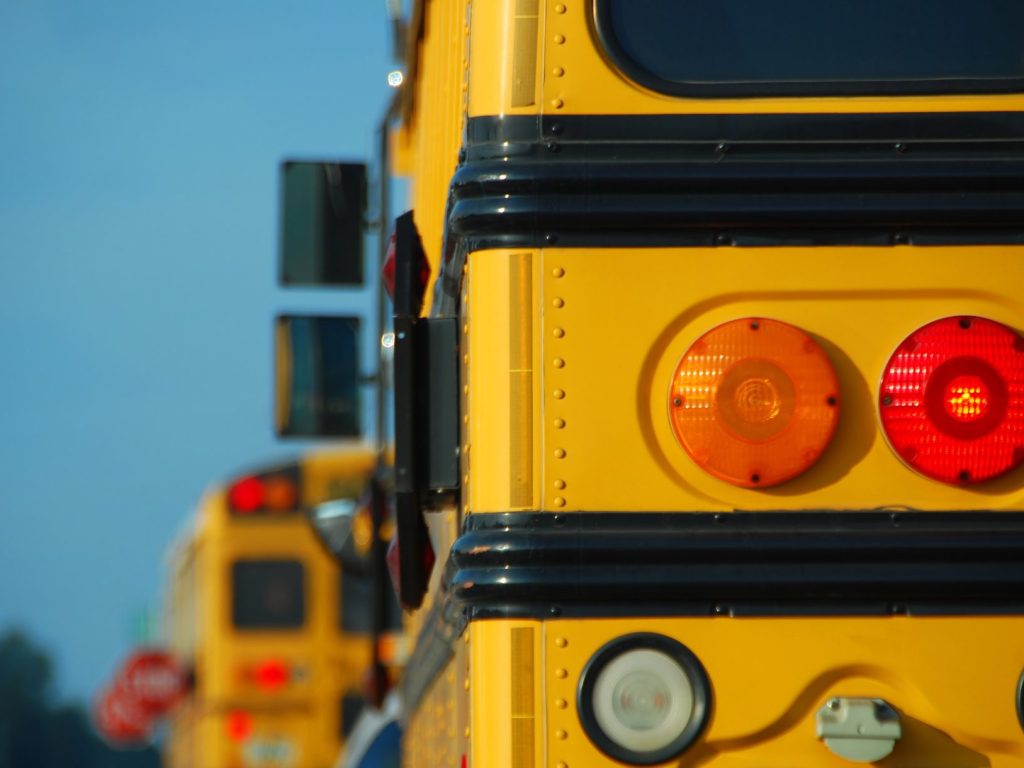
[0,629,161,768]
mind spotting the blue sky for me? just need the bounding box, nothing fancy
[0,0,393,702]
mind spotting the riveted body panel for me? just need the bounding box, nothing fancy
[463,246,1024,514]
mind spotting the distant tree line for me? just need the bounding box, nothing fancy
[0,629,160,768]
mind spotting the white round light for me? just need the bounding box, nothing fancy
[387,70,405,88]
[591,648,695,754]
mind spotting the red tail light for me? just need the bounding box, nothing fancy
[227,468,300,514]
[879,316,1024,484]
[226,710,253,743]
[669,318,840,488]
[254,659,290,692]
[228,476,264,513]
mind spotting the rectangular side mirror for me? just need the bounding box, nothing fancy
[275,315,362,437]
[279,161,367,286]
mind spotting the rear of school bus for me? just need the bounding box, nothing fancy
[393,1,1024,766]
[164,450,375,768]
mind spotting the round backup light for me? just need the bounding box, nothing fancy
[879,316,1024,484]
[669,318,840,487]
[578,634,710,765]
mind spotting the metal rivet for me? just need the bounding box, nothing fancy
[463,415,469,424]
[463,474,469,484]
[553,358,565,368]
[555,3,567,12]
[552,98,564,109]
[554,448,566,458]
[464,726,471,737]
[556,763,568,768]
[555,698,568,709]
[552,66,565,77]
[555,668,568,679]
[463,384,469,394]
[555,637,568,648]
[463,353,469,364]
[554,479,566,489]
[553,297,564,308]
[553,327,565,338]
[463,323,469,335]
[553,497,565,507]
[554,418,565,428]
[553,34,565,44]
[553,389,565,399]
[552,267,565,278]
[464,679,470,691]
[556,729,568,740]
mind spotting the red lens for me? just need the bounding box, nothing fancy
[255,659,290,692]
[228,476,264,513]
[226,710,253,743]
[879,316,1024,484]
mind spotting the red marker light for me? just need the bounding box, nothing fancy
[255,659,290,692]
[228,476,264,513]
[226,710,253,743]
[880,316,1024,483]
[382,232,397,301]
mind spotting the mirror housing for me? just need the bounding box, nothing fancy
[279,161,367,286]
[275,315,362,438]
[308,497,360,559]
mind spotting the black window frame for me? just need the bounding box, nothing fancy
[231,559,307,630]
[592,0,1024,99]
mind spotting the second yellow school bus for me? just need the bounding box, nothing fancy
[163,448,377,768]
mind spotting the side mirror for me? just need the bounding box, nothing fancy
[308,498,360,559]
[279,161,367,286]
[275,315,362,438]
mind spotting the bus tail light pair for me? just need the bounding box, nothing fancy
[227,469,300,514]
[670,316,1024,487]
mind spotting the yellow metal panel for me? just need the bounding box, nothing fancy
[540,615,1024,766]
[467,250,541,512]
[532,245,1024,512]
[470,620,544,768]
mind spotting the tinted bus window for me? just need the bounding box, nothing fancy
[596,0,1024,97]
[232,560,306,629]
[340,571,373,634]
[339,571,404,634]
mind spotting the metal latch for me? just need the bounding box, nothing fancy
[816,697,901,763]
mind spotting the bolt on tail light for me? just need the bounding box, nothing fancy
[670,318,840,488]
[879,316,1024,484]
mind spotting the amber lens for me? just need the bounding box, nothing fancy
[263,475,299,511]
[670,318,839,488]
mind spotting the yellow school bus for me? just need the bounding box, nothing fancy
[280,2,1024,766]
[163,448,379,768]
